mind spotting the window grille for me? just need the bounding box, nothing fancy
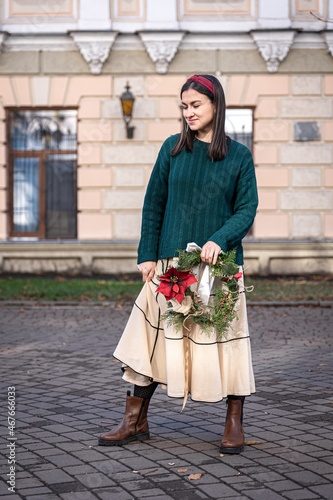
[225,108,253,152]
[8,109,77,239]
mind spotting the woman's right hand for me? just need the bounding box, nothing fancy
[137,261,156,282]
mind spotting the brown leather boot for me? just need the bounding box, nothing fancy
[98,391,150,446]
[219,398,245,454]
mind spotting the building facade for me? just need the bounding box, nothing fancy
[0,0,333,275]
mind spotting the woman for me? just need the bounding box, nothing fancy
[99,74,258,454]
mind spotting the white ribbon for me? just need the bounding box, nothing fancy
[169,296,193,315]
[185,242,215,306]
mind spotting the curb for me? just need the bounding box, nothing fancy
[0,300,333,307]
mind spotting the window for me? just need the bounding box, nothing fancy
[225,108,253,151]
[226,108,255,237]
[7,109,77,239]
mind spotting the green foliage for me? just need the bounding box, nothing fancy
[160,247,241,341]
[177,248,239,278]
[1,275,332,303]
[0,278,142,302]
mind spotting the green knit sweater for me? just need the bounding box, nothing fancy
[137,134,258,265]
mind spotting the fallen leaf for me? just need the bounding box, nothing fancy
[236,473,241,476]
[168,462,175,466]
[141,468,159,476]
[188,473,205,480]
[101,421,117,425]
[177,469,188,473]
[20,308,24,312]
[244,441,265,445]
[220,454,224,457]
[133,470,139,474]
[113,360,120,363]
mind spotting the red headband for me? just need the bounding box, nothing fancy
[186,75,215,95]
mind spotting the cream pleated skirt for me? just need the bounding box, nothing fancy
[113,258,255,403]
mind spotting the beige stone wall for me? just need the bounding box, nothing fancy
[0,53,333,252]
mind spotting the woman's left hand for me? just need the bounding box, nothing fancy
[201,241,221,265]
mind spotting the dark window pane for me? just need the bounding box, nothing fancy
[13,157,39,232]
[10,110,77,151]
[45,154,77,238]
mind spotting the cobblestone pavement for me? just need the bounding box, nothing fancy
[0,303,332,500]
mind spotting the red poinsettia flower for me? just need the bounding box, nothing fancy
[156,267,198,304]
[233,272,243,280]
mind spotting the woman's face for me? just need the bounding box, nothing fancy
[181,88,215,135]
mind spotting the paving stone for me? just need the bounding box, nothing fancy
[1,304,333,500]
[268,479,304,492]
[309,484,333,499]
[15,486,54,496]
[197,482,241,498]
[60,492,99,500]
[301,461,333,475]
[74,472,116,489]
[33,468,74,484]
[286,470,330,488]
[93,487,134,499]
[200,462,239,477]
[48,454,83,467]
[244,488,290,500]
[167,490,209,499]
[24,495,60,500]
[284,489,321,499]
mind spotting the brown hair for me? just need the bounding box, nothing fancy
[171,74,228,162]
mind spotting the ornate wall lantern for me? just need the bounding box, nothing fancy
[120,83,135,139]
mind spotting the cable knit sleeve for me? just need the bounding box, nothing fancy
[137,137,173,264]
[208,148,258,252]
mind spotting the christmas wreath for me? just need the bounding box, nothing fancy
[156,246,249,341]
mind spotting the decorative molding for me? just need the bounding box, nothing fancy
[293,32,326,49]
[251,30,296,72]
[0,31,326,58]
[70,31,118,74]
[323,31,333,58]
[139,31,185,74]
[183,0,252,16]
[0,32,8,54]
[181,33,256,50]
[3,34,77,51]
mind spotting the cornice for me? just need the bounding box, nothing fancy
[323,31,333,59]
[0,31,9,54]
[3,34,77,51]
[0,31,332,74]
